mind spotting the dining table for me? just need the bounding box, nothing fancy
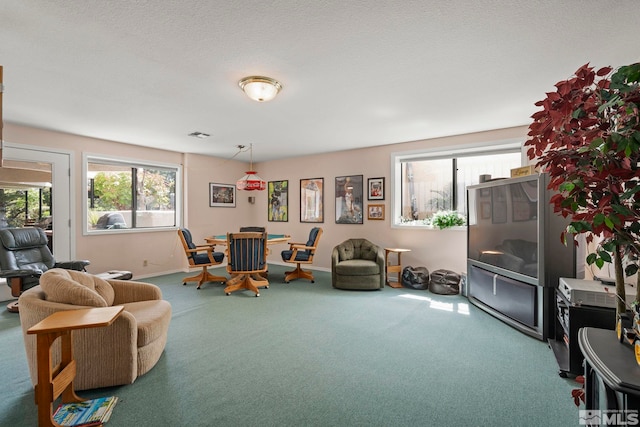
[205,233,291,279]
[205,233,290,246]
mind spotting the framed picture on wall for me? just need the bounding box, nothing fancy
[300,178,324,223]
[367,177,385,200]
[268,180,288,222]
[209,183,236,207]
[367,204,385,220]
[335,175,363,224]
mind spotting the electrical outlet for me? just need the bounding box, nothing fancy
[143,260,148,267]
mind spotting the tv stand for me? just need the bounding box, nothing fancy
[468,264,551,340]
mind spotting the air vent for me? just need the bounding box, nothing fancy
[188,131,210,139]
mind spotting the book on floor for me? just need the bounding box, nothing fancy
[52,396,118,426]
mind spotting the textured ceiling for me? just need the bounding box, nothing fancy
[1,1,639,162]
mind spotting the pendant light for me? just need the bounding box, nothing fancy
[236,144,266,191]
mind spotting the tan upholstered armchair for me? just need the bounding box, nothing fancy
[18,268,172,390]
[331,238,385,290]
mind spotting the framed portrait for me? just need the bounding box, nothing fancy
[300,178,324,223]
[367,177,385,200]
[209,183,236,207]
[335,175,363,224]
[367,204,385,220]
[268,180,288,222]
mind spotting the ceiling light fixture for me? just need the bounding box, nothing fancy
[238,76,282,102]
[236,143,266,191]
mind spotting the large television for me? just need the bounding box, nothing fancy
[466,173,584,340]
[467,173,583,287]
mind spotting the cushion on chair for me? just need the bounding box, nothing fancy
[358,240,378,261]
[337,240,355,261]
[40,268,109,307]
[0,227,49,249]
[334,259,380,276]
[281,249,311,262]
[193,252,224,264]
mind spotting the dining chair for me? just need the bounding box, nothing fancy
[281,227,323,283]
[178,228,226,289]
[224,231,269,297]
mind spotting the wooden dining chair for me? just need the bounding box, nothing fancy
[178,228,226,289]
[224,231,269,297]
[281,227,323,283]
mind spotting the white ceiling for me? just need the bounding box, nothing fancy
[1,1,639,162]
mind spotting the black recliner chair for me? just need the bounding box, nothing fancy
[0,227,90,312]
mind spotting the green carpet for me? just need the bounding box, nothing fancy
[0,265,580,426]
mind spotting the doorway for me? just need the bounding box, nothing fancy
[2,142,73,260]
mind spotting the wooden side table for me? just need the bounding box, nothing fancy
[27,306,124,427]
[384,248,411,288]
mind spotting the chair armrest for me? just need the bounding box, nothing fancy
[291,244,313,250]
[0,269,42,279]
[109,279,163,304]
[194,244,216,251]
[55,260,91,271]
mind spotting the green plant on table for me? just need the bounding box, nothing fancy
[430,210,466,229]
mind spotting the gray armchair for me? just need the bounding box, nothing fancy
[331,238,385,290]
[0,227,90,312]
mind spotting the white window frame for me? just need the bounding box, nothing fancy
[390,138,525,229]
[82,153,183,235]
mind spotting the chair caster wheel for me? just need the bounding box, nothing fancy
[226,292,231,296]
[266,286,269,289]
[182,283,186,286]
[256,293,260,297]
[285,281,289,284]
[311,280,314,283]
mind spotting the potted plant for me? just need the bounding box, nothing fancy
[524,62,640,320]
[429,210,466,229]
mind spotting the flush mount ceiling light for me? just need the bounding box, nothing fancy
[238,76,283,102]
[236,143,266,191]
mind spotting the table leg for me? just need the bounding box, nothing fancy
[34,331,82,427]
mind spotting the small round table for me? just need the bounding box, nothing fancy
[384,248,411,288]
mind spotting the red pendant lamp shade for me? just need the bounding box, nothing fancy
[237,170,266,191]
[236,144,266,191]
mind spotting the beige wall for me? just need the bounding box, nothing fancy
[255,126,529,275]
[4,123,252,277]
[5,122,529,279]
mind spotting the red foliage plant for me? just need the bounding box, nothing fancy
[524,62,640,314]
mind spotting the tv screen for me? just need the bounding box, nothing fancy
[467,177,539,279]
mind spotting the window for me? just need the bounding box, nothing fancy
[83,155,181,233]
[392,140,523,227]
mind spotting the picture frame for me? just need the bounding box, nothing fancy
[367,204,385,220]
[335,175,363,224]
[367,177,385,200]
[209,183,236,207]
[300,178,324,223]
[268,180,288,222]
